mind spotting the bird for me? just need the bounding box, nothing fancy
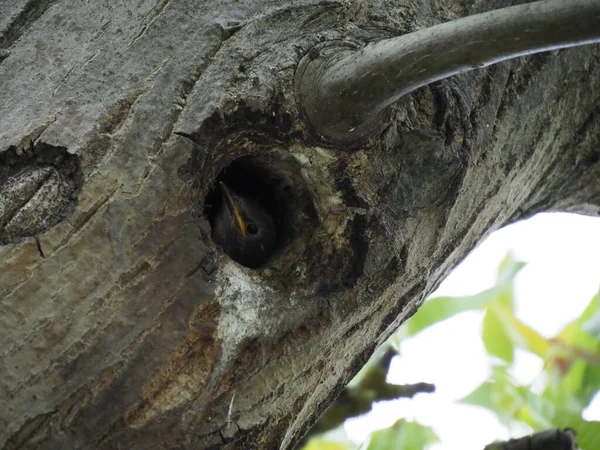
[211,181,276,268]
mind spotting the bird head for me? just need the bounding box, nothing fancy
[212,182,276,268]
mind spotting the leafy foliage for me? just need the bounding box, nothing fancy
[303,254,600,449]
[364,420,438,450]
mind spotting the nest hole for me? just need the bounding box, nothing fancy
[204,155,302,268]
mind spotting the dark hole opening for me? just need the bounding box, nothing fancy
[204,155,292,268]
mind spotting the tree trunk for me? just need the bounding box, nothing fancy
[0,1,598,449]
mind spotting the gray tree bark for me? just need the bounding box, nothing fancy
[0,1,598,449]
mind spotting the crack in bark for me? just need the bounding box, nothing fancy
[127,0,174,50]
[51,65,77,97]
[494,53,553,127]
[54,184,120,250]
[572,101,600,149]
[168,23,244,140]
[3,409,59,450]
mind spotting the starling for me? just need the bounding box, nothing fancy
[212,182,276,268]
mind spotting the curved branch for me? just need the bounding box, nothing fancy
[296,0,600,144]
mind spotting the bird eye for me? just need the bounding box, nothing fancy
[246,223,258,235]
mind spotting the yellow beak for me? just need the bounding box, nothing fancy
[219,182,247,237]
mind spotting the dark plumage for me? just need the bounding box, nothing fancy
[212,182,276,268]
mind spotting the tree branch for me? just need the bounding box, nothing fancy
[296,0,600,144]
[305,348,435,438]
[484,428,577,450]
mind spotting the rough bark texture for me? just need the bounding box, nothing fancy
[0,1,599,449]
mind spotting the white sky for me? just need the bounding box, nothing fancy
[344,212,600,449]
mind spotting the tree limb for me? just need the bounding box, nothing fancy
[305,348,435,438]
[296,0,600,144]
[484,428,577,450]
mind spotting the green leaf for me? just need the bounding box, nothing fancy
[577,363,600,407]
[482,305,514,364]
[545,351,600,409]
[460,368,513,424]
[559,358,587,399]
[559,291,600,347]
[460,382,497,411]
[402,289,501,338]
[460,368,553,429]
[511,389,600,450]
[302,437,355,450]
[490,301,550,359]
[496,253,526,294]
[461,367,599,449]
[365,420,437,450]
[514,386,561,429]
[581,291,600,337]
[400,253,526,338]
[552,291,600,407]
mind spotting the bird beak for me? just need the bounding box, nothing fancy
[219,182,248,237]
